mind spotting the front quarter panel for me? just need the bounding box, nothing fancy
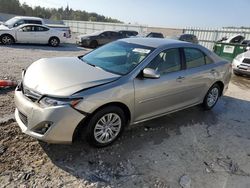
[74,79,135,122]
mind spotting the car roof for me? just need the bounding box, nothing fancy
[118,30,138,32]
[17,24,49,28]
[120,38,188,48]
[14,16,43,21]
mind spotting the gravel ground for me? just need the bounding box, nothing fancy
[0,43,250,188]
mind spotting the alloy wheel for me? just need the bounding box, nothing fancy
[207,87,219,107]
[2,36,12,45]
[94,113,122,144]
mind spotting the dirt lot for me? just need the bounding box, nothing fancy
[0,43,250,188]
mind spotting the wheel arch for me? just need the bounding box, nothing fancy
[72,101,131,141]
[212,81,224,96]
[0,33,15,42]
[48,36,60,43]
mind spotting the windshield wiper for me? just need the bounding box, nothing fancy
[80,58,104,70]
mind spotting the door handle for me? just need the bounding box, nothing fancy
[176,76,185,82]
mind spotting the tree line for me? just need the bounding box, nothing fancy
[0,0,122,23]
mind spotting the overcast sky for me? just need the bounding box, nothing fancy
[19,0,250,28]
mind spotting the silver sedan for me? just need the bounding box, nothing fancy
[15,38,232,147]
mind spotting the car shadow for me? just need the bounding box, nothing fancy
[0,43,90,52]
[39,95,250,185]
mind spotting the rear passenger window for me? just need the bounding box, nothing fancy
[35,26,49,32]
[110,32,119,37]
[184,48,205,69]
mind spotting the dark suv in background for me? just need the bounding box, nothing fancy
[118,30,138,37]
[76,31,122,48]
[76,30,138,48]
[146,32,164,38]
[169,34,198,44]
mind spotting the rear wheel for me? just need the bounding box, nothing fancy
[49,37,60,47]
[85,106,126,147]
[89,40,98,48]
[203,84,221,110]
[1,34,14,45]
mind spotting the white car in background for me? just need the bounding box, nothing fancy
[1,16,71,38]
[232,50,250,76]
[0,24,66,47]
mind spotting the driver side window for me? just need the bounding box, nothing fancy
[22,26,34,32]
[147,48,181,75]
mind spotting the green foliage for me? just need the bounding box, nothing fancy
[0,0,122,23]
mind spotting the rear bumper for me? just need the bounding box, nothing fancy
[15,90,85,144]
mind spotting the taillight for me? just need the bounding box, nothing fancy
[63,33,66,37]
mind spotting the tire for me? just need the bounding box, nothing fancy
[203,84,221,110]
[89,40,98,48]
[1,34,14,45]
[49,37,60,47]
[85,106,126,147]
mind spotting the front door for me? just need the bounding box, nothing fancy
[16,25,37,43]
[98,31,111,45]
[134,48,188,122]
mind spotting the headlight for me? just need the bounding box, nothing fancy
[39,97,82,108]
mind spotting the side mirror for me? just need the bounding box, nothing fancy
[143,68,160,79]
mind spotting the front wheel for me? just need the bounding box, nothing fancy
[1,35,14,45]
[85,106,126,147]
[203,84,221,110]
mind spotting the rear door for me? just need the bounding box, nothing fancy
[33,26,50,43]
[110,31,122,41]
[180,48,216,105]
[134,48,188,122]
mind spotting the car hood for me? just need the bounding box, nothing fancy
[242,50,250,58]
[0,24,10,31]
[23,57,120,96]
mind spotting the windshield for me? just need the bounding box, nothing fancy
[4,17,18,27]
[81,41,154,75]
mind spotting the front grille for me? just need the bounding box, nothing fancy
[242,58,250,65]
[18,110,28,126]
[22,86,42,102]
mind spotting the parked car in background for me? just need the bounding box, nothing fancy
[168,34,198,44]
[0,24,66,46]
[146,32,164,38]
[76,30,122,48]
[1,16,71,38]
[15,38,231,147]
[232,50,250,76]
[118,30,138,38]
[241,40,250,47]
